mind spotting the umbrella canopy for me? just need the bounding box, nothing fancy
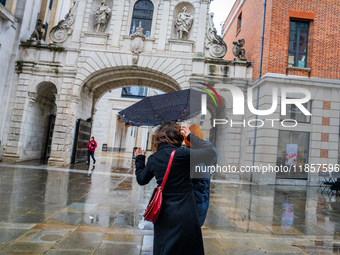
[118,88,204,126]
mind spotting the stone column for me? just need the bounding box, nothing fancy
[156,0,170,51]
[195,1,209,54]
[70,0,86,43]
[110,0,125,47]
[48,86,79,165]
[2,74,32,162]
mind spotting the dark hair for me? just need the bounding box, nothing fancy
[152,121,184,152]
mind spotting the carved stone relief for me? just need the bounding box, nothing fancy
[206,13,227,58]
[131,26,146,65]
[50,0,79,44]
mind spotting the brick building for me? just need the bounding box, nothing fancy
[222,0,340,80]
[221,0,340,185]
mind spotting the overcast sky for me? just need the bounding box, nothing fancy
[210,0,236,35]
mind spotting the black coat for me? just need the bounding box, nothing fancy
[135,134,217,255]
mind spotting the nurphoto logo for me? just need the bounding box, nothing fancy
[199,84,312,128]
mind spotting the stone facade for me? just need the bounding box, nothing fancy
[0,0,253,168]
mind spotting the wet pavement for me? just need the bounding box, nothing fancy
[1,152,340,254]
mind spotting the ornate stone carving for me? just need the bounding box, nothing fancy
[175,7,194,40]
[92,1,111,33]
[131,26,146,65]
[50,0,79,44]
[28,92,37,106]
[232,39,247,61]
[206,13,227,58]
[28,20,46,44]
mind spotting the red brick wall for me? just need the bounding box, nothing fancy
[222,0,243,33]
[222,0,272,81]
[222,0,340,80]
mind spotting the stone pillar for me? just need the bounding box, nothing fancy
[195,1,208,54]
[110,0,125,47]
[2,74,32,162]
[70,0,86,43]
[134,127,144,149]
[156,0,170,51]
[147,127,153,151]
[48,88,79,165]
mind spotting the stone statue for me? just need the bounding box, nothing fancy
[175,7,194,40]
[29,20,46,43]
[50,0,79,44]
[92,1,111,33]
[131,26,146,65]
[232,39,246,61]
[206,12,227,58]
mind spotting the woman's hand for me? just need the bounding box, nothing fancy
[180,126,191,138]
[134,147,146,157]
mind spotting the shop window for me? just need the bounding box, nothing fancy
[130,0,154,37]
[0,0,6,6]
[280,100,312,123]
[121,87,148,98]
[288,20,309,68]
[276,131,310,179]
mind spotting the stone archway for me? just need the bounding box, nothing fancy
[49,66,181,165]
[81,66,182,116]
[23,82,57,160]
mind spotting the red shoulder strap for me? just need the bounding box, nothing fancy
[160,150,176,190]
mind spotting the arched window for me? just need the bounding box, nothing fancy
[130,0,154,37]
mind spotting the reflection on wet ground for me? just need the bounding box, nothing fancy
[1,152,340,254]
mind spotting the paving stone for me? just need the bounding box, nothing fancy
[0,228,29,246]
[52,232,105,251]
[203,238,226,255]
[141,235,153,252]
[0,242,54,254]
[103,233,142,243]
[52,212,85,225]
[93,243,141,255]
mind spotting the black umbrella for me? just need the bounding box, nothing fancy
[118,88,205,126]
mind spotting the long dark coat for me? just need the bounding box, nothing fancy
[135,134,217,255]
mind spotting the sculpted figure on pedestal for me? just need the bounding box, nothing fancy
[175,7,194,40]
[232,39,247,61]
[29,20,46,43]
[93,1,111,33]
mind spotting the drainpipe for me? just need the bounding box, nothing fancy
[251,0,266,182]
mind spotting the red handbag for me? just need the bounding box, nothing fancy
[143,150,176,223]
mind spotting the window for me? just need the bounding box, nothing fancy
[276,131,310,179]
[130,0,154,37]
[288,20,309,68]
[121,87,148,98]
[236,12,242,34]
[0,0,6,6]
[280,100,312,123]
[49,0,53,10]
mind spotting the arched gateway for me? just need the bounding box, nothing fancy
[2,0,252,167]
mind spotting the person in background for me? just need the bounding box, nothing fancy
[134,121,216,255]
[184,124,217,227]
[86,136,97,165]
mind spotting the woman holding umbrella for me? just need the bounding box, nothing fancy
[134,121,216,255]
